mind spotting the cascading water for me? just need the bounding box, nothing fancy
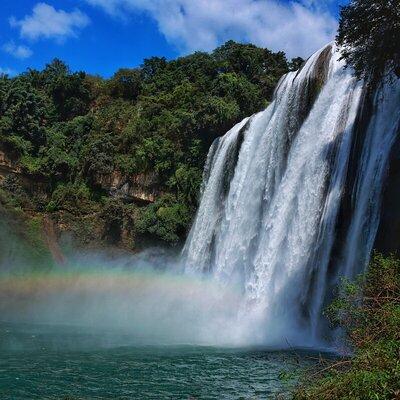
[339,80,400,279]
[182,44,400,348]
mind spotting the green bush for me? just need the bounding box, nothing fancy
[49,182,92,212]
[294,253,400,400]
[136,194,191,243]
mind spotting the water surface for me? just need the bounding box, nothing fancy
[0,322,322,400]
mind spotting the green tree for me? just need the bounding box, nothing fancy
[337,0,400,83]
[141,56,167,81]
[41,59,92,120]
[107,68,142,101]
[0,77,49,154]
[289,57,305,71]
[136,194,191,243]
[0,41,292,246]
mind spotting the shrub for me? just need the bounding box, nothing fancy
[136,194,191,243]
[49,182,92,212]
[294,253,400,400]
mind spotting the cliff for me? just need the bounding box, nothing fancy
[0,148,163,253]
[375,135,400,254]
[94,170,161,204]
[0,147,20,182]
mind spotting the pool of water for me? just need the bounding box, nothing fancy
[0,322,324,400]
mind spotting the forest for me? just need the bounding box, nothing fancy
[0,40,298,247]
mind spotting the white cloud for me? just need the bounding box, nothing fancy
[0,66,16,76]
[85,0,338,58]
[10,2,90,42]
[2,41,33,59]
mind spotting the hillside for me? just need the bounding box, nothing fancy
[0,41,298,252]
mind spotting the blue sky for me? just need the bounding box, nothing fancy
[0,0,348,77]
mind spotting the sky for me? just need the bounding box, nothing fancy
[0,0,348,77]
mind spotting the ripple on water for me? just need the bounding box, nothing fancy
[0,323,329,399]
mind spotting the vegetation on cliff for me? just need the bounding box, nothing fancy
[294,253,400,400]
[0,41,292,247]
[337,0,400,84]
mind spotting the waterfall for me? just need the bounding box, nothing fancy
[182,44,400,347]
[339,80,400,279]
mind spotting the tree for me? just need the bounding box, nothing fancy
[289,57,305,72]
[42,59,92,120]
[336,0,400,84]
[294,253,400,399]
[0,41,291,246]
[0,77,49,153]
[212,72,264,115]
[107,68,142,101]
[136,194,191,243]
[141,56,167,81]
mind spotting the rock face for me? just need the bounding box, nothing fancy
[375,135,400,254]
[0,147,47,194]
[0,148,20,181]
[95,171,161,204]
[0,145,159,205]
[0,143,163,252]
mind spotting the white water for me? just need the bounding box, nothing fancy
[339,79,400,279]
[183,44,400,347]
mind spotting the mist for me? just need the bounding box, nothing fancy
[0,220,326,351]
[0,243,271,348]
[0,203,314,350]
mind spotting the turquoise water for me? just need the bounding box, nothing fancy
[0,323,322,400]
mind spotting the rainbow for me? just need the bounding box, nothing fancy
[0,268,239,296]
[0,266,250,346]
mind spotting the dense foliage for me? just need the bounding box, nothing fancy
[295,253,400,400]
[337,0,400,84]
[0,41,293,246]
